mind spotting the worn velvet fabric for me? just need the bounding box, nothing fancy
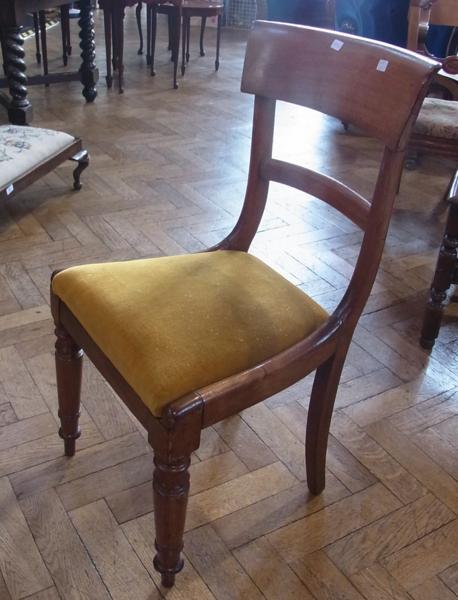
[52,251,328,416]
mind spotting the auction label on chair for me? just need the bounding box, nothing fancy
[6,184,14,196]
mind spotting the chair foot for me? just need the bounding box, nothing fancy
[60,431,81,457]
[215,60,219,71]
[71,150,90,191]
[154,555,184,588]
[106,75,113,88]
[153,453,190,589]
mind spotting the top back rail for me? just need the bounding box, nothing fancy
[408,0,458,51]
[242,22,438,152]
[430,0,458,26]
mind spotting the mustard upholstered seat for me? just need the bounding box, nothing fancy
[52,250,327,416]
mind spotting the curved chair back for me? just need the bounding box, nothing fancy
[225,21,439,333]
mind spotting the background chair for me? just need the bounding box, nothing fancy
[0,125,89,201]
[147,0,223,87]
[405,0,458,347]
[100,0,144,91]
[50,22,438,589]
[147,0,182,89]
[407,0,458,99]
[421,170,458,348]
[180,0,224,76]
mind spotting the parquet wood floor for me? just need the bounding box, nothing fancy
[0,10,457,600]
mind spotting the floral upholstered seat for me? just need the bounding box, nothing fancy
[0,125,76,189]
[0,125,88,199]
[413,98,458,140]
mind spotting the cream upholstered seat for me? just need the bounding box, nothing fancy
[0,125,76,189]
[52,250,328,416]
[413,98,458,139]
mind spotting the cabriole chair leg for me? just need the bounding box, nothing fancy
[71,150,90,190]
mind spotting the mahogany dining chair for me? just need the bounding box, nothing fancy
[50,22,439,588]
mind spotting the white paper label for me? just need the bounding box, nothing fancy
[5,184,14,196]
[331,39,344,52]
[377,59,389,72]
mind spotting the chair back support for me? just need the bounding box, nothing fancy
[242,22,437,151]
[224,21,439,331]
[408,0,458,52]
[430,0,458,26]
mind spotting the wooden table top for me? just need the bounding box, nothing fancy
[0,0,81,24]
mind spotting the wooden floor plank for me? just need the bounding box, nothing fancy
[410,577,457,600]
[122,514,216,599]
[291,551,365,600]
[382,519,458,589]
[0,477,52,599]
[185,462,297,531]
[267,484,401,562]
[234,537,314,599]
[10,431,148,498]
[20,489,111,600]
[331,412,427,504]
[183,525,263,599]
[212,476,348,550]
[326,494,454,576]
[366,420,458,513]
[69,500,160,600]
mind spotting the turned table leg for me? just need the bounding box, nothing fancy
[78,0,98,102]
[3,24,32,125]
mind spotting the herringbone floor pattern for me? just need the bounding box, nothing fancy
[0,11,457,600]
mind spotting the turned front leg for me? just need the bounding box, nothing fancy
[153,452,190,588]
[55,327,83,457]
